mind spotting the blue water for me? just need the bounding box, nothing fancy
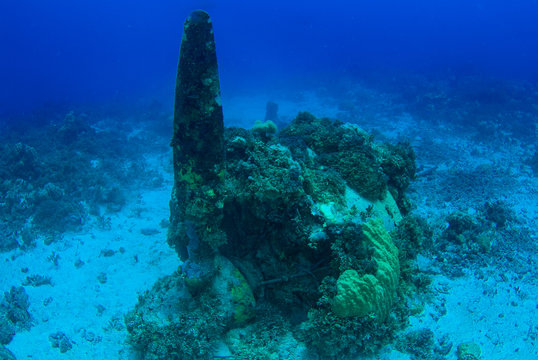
[2,0,538,118]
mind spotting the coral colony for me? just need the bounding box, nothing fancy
[125,10,418,359]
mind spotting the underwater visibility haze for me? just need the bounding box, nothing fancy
[2,0,538,117]
[0,1,537,360]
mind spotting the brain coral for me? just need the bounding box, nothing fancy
[331,218,400,319]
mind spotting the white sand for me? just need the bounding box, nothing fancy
[2,186,180,359]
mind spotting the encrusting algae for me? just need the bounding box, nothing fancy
[126,9,419,360]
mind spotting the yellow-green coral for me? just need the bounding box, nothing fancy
[177,159,203,188]
[332,270,379,317]
[230,268,256,325]
[211,256,255,327]
[331,218,400,320]
[252,120,278,135]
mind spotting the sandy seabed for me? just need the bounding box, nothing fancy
[2,88,537,359]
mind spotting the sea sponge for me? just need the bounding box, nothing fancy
[457,342,482,360]
[331,218,400,319]
[252,120,278,141]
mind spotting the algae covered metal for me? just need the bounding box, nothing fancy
[127,10,420,360]
[169,10,227,261]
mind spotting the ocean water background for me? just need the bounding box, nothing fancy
[2,0,538,120]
